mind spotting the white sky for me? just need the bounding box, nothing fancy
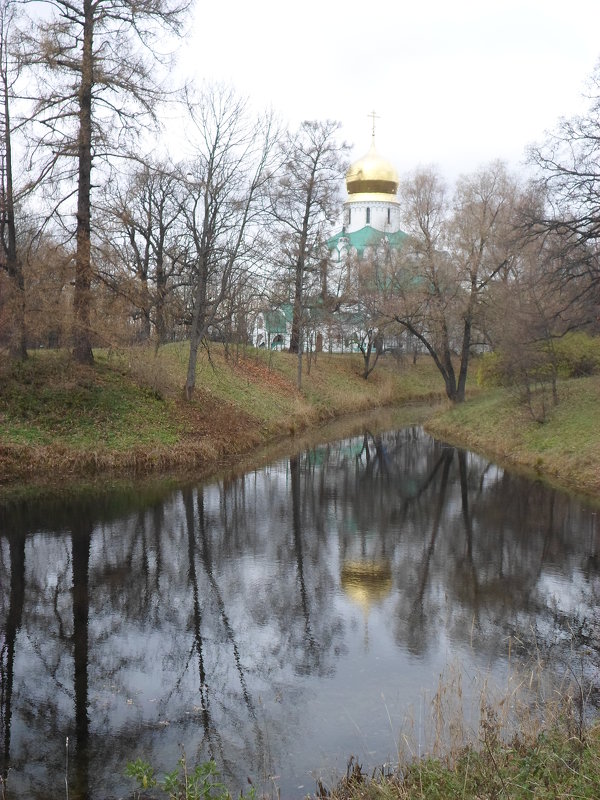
[180,0,600,183]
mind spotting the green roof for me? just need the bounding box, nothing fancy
[264,303,293,334]
[327,226,408,257]
[265,310,286,334]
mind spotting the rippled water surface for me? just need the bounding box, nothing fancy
[1,426,599,798]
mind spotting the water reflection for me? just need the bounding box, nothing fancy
[1,427,599,799]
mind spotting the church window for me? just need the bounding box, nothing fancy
[366,207,371,224]
[387,208,391,224]
[348,208,351,225]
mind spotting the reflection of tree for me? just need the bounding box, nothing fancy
[191,487,265,770]
[405,446,453,656]
[456,448,480,612]
[290,456,318,672]
[183,488,219,764]
[1,532,25,780]
[1,428,600,798]
[72,523,92,800]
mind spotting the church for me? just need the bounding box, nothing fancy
[327,133,407,264]
[253,130,407,353]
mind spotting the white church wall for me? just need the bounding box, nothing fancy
[344,199,402,233]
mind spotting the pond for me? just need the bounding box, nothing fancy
[1,425,599,799]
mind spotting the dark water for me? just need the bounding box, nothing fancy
[1,426,600,799]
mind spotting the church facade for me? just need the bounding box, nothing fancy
[253,135,408,353]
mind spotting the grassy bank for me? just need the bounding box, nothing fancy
[126,720,600,800]
[2,344,600,499]
[324,652,600,799]
[425,375,600,497]
[0,344,446,484]
[326,724,600,799]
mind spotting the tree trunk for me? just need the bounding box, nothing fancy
[296,339,302,390]
[289,256,303,354]
[73,0,94,365]
[362,339,373,379]
[397,317,460,402]
[289,175,313,355]
[139,274,151,341]
[2,39,26,360]
[456,315,472,403]
[155,261,167,344]
[185,260,207,401]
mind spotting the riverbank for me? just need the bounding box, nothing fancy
[4,346,600,800]
[0,344,446,486]
[426,375,600,498]
[325,722,600,799]
[2,345,600,500]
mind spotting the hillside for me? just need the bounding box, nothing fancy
[2,344,600,500]
[0,344,446,485]
[426,375,600,498]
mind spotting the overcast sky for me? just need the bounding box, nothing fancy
[180,0,600,183]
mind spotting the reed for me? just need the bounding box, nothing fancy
[324,650,600,800]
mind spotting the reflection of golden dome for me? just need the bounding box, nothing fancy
[340,559,393,614]
[346,140,399,197]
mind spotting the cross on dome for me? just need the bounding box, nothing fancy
[368,110,380,139]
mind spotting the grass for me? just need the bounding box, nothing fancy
[326,720,600,799]
[0,344,448,484]
[332,728,600,799]
[322,649,600,800]
[3,344,600,499]
[426,375,600,497]
[1,352,179,449]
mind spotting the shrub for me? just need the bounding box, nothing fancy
[125,753,256,800]
[476,351,506,388]
[477,334,600,388]
[553,332,600,378]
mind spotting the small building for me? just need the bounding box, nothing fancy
[253,304,293,349]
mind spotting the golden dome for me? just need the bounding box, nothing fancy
[346,139,399,197]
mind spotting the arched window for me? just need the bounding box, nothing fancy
[366,207,371,224]
[387,207,391,224]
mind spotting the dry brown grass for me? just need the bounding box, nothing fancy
[324,650,598,800]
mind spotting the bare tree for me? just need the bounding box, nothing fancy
[0,0,26,359]
[386,162,523,402]
[99,158,187,344]
[481,219,594,420]
[344,252,390,379]
[528,62,600,307]
[21,0,189,364]
[21,229,73,348]
[182,86,276,400]
[269,120,348,388]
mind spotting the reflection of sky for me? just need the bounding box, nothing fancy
[537,570,584,614]
[2,428,600,799]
